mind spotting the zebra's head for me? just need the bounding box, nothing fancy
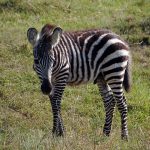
[27,24,63,95]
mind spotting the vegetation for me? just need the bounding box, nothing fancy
[0,0,150,149]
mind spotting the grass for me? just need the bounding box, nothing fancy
[0,0,150,149]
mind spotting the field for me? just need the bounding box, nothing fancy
[0,0,150,149]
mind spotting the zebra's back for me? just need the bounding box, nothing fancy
[61,29,129,85]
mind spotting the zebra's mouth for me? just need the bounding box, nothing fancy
[41,79,52,95]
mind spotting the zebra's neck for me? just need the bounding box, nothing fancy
[59,32,96,84]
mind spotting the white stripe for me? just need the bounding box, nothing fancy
[88,33,112,60]
[61,35,70,63]
[82,35,93,82]
[94,38,127,78]
[112,88,123,93]
[101,61,128,72]
[108,84,122,89]
[74,45,83,83]
[66,35,78,81]
[102,50,129,66]
[88,33,112,80]
[95,38,126,66]
[105,70,125,81]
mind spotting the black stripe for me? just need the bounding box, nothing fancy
[71,38,79,82]
[65,35,74,79]
[91,34,112,68]
[101,56,128,69]
[108,81,123,86]
[94,42,128,77]
[78,32,95,49]
[106,74,124,82]
[103,67,125,76]
[85,35,99,80]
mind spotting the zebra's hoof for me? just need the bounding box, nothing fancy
[121,134,128,141]
[103,129,110,137]
[52,128,64,137]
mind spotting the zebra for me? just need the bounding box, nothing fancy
[27,24,131,140]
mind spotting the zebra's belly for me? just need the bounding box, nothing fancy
[67,71,96,86]
[67,79,94,86]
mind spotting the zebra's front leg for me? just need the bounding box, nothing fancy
[49,81,67,137]
[50,97,64,136]
[97,80,115,136]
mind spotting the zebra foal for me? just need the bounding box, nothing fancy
[27,24,131,140]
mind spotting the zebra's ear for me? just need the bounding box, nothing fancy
[51,27,63,47]
[27,28,38,46]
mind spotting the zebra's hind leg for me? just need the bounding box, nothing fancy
[108,81,128,140]
[97,79,116,137]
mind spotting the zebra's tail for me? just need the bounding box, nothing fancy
[123,54,132,92]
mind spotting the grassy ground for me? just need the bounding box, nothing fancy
[0,0,150,149]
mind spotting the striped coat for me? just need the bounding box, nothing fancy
[27,24,131,140]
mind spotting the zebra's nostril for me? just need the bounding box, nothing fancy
[41,79,52,95]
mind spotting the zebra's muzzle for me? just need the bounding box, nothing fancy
[41,79,52,95]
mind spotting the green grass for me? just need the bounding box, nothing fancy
[0,0,150,149]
